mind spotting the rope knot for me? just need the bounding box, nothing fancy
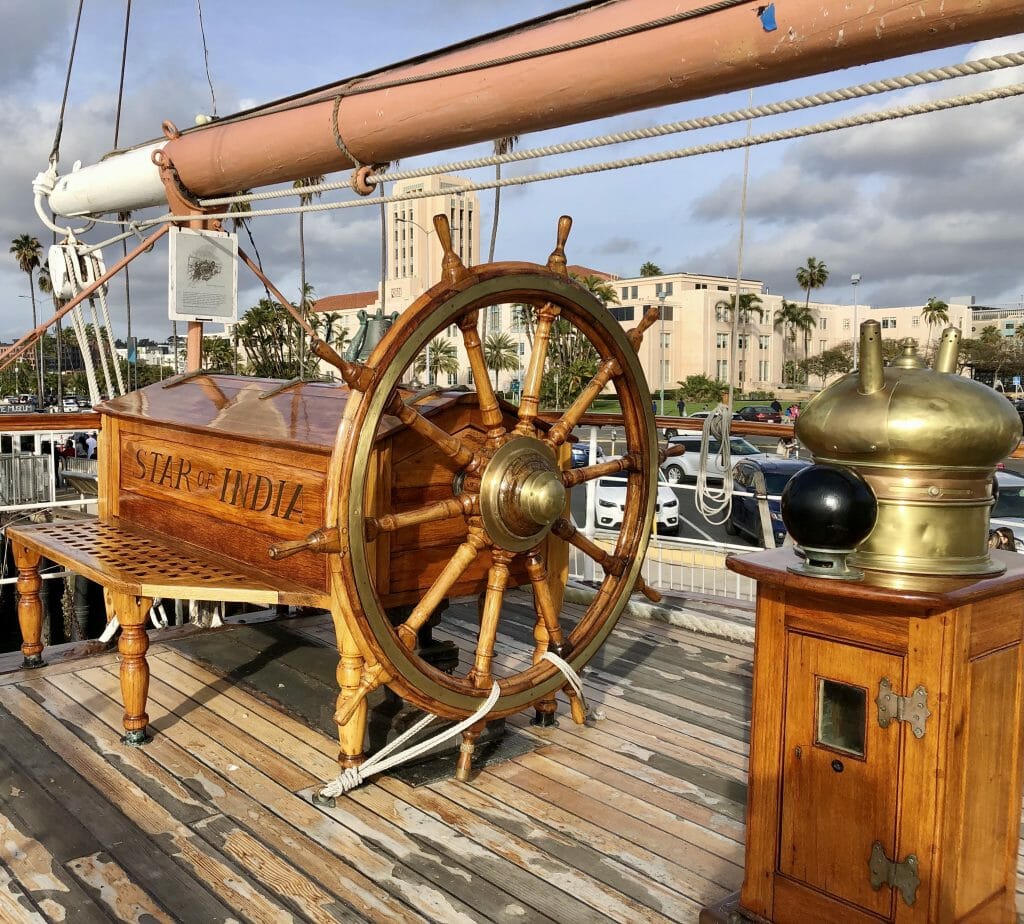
[32,167,57,198]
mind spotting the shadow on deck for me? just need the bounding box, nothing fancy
[0,592,1017,921]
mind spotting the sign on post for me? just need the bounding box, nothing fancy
[168,227,238,324]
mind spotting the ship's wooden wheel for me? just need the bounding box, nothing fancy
[316,215,667,743]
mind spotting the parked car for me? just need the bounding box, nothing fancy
[594,473,679,534]
[989,468,1024,551]
[661,434,773,484]
[727,457,812,546]
[685,411,741,421]
[570,442,606,468]
[736,405,783,423]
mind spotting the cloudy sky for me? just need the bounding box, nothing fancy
[1,0,1021,342]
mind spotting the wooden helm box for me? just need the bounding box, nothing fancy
[97,374,545,605]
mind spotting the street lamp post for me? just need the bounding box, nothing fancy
[851,273,862,369]
[658,293,667,416]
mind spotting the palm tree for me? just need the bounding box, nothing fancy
[10,234,44,404]
[639,262,663,277]
[293,175,325,372]
[37,264,65,402]
[921,296,950,355]
[414,337,459,384]
[571,273,619,307]
[202,337,236,372]
[773,299,803,384]
[716,293,764,389]
[484,332,520,390]
[795,257,829,311]
[792,302,818,373]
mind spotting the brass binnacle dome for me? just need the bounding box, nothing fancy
[796,323,1022,577]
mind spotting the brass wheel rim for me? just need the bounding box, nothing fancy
[329,265,658,719]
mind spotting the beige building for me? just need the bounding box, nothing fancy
[313,174,974,396]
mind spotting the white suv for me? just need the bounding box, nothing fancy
[661,435,773,484]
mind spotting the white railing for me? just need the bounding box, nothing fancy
[568,530,758,602]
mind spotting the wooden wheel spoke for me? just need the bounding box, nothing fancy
[469,551,513,688]
[515,303,560,433]
[459,312,504,431]
[525,549,565,649]
[561,452,643,488]
[396,532,487,648]
[365,495,476,541]
[385,392,478,469]
[546,357,620,448]
[626,305,662,351]
[551,519,661,602]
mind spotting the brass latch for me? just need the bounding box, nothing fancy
[876,678,930,738]
[869,841,920,906]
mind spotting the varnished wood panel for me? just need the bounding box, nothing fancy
[785,596,910,654]
[968,593,1024,659]
[773,874,887,924]
[779,633,903,917]
[955,644,1022,919]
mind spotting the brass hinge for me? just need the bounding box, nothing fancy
[876,678,930,738]
[869,841,920,906]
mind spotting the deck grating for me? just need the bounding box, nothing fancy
[0,592,1016,921]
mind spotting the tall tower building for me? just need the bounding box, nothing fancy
[384,175,480,308]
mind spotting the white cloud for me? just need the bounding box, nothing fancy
[687,35,1024,308]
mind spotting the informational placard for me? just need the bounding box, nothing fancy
[168,227,238,323]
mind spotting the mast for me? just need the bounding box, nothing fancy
[48,0,1023,216]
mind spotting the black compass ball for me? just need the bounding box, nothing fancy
[781,463,877,550]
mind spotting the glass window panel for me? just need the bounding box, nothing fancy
[817,679,866,757]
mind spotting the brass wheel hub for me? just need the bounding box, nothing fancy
[479,437,565,552]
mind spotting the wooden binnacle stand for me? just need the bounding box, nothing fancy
[702,548,1024,923]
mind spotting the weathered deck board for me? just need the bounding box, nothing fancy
[0,592,1020,921]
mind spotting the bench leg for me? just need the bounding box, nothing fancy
[12,543,44,669]
[113,591,152,746]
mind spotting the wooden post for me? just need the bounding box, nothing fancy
[12,542,44,668]
[112,591,152,745]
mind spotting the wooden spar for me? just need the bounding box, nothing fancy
[154,0,1022,200]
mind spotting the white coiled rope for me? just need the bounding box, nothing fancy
[694,403,735,525]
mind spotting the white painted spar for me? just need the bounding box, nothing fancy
[47,141,167,217]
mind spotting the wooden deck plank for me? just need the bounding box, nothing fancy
[439,618,752,759]
[0,796,111,924]
[486,754,740,891]
[0,863,48,924]
[0,596,1019,922]
[89,658,537,924]
[423,770,710,917]
[0,695,237,923]
[380,778,700,921]
[65,853,176,924]
[502,710,747,830]
[437,622,751,782]
[0,683,311,924]
[64,668,400,923]
[368,776,677,924]
[75,664,474,924]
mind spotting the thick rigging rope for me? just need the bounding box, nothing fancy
[197,52,1024,208]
